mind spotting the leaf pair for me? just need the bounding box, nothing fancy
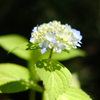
[0,63,43,93]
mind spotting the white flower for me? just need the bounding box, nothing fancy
[30,21,82,54]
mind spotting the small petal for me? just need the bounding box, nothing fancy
[72,29,82,40]
[59,44,66,50]
[47,38,56,42]
[56,49,62,53]
[31,25,38,33]
[42,41,49,48]
[38,43,42,48]
[30,37,34,43]
[41,48,47,54]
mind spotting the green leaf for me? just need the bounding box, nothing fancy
[0,81,30,93]
[0,34,31,60]
[0,80,43,93]
[52,49,86,61]
[71,73,81,88]
[0,63,43,93]
[42,90,49,100]
[35,59,72,100]
[39,49,86,61]
[36,59,64,71]
[0,63,30,85]
[57,87,92,100]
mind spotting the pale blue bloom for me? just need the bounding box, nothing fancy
[30,21,82,54]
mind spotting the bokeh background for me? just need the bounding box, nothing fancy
[0,0,100,100]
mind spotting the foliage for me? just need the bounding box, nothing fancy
[0,34,92,100]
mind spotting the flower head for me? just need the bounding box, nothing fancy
[30,21,82,54]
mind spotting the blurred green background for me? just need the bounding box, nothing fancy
[0,0,100,100]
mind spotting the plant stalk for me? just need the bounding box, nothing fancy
[49,48,53,59]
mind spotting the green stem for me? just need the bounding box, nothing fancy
[27,50,41,100]
[29,90,36,100]
[49,48,53,59]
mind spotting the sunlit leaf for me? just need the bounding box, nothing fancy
[0,63,43,93]
[71,73,81,88]
[42,90,49,100]
[0,34,31,60]
[35,59,72,100]
[36,59,64,71]
[57,86,92,100]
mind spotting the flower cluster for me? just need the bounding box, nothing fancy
[30,21,82,54]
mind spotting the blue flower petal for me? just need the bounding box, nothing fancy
[41,48,47,54]
[72,29,82,40]
[30,37,34,43]
[48,38,56,42]
[56,49,62,53]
